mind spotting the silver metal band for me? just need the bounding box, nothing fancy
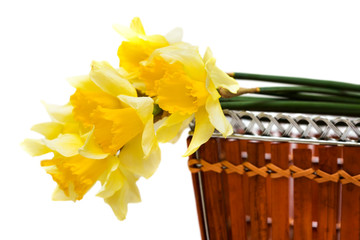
[189,110,360,146]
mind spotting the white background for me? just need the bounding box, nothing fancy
[1,0,360,239]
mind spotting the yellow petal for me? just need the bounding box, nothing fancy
[156,113,192,143]
[165,27,183,44]
[42,155,111,201]
[92,107,143,154]
[205,96,233,137]
[113,24,138,41]
[79,129,110,159]
[52,186,74,201]
[31,122,63,139]
[97,165,124,199]
[118,134,160,179]
[70,89,122,128]
[89,61,137,97]
[141,119,157,157]
[43,102,74,123]
[130,17,145,35]
[43,133,83,157]
[205,50,239,94]
[66,75,101,92]
[183,107,214,157]
[155,43,206,82]
[103,168,141,221]
[118,95,153,123]
[21,139,51,156]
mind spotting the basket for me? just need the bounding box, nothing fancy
[187,111,360,240]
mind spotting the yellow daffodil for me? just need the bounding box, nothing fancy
[22,60,161,220]
[140,42,239,156]
[113,17,182,91]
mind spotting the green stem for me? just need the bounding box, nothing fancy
[259,86,360,98]
[220,98,360,117]
[231,72,360,92]
[258,92,360,104]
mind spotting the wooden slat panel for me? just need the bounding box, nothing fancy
[340,146,360,239]
[221,139,247,240]
[247,141,268,240]
[293,148,313,240]
[197,138,228,240]
[187,136,207,240]
[271,142,290,240]
[317,146,340,240]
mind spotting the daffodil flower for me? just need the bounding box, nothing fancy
[113,17,182,91]
[140,42,240,156]
[22,60,161,220]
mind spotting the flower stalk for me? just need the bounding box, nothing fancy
[220,97,360,117]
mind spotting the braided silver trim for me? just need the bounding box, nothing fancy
[189,110,360,146]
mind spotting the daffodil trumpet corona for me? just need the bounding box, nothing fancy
[22,17,360,222]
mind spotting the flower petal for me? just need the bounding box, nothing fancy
[52,186,75,201]
[92,107,143,154]
[156,113,193,143]
[183,107,214,157]
[165,27,183,44]
[205,95,233,137]
[102,168,141,221]
[97,165,124,199]
[119,133,160,179]
[79,129,110,159]
[89,61,137,97]
[113,24,138,41]
[42,102,74,123]
[66,75,101,92]
[31,122,63,139]
[21,139,51,156]
[205,50,239,94]
[130,17,145,35]
[118,95,153,124]
[43,134,83,157]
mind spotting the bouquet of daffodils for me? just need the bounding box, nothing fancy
[22,18,360,220]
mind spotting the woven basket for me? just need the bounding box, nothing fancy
[187,111,360,240]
